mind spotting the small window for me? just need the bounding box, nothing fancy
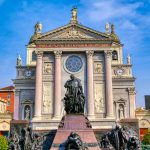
[7,101,10,106]
[8,94,10,99]
[32,51,37,61]
[112,50,118,60]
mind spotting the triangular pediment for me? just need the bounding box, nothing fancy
[36,23,111,41]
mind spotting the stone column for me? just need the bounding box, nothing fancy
[13,89,20,120]
[86,50,95,118]
[54,50,62,118]
[34,51,43,118]
[128,87,136,118]
[104,50,114,118]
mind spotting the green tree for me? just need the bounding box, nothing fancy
[142,132,150,145]
[0,136,8,150]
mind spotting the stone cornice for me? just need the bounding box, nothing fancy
[112,64,132,67]
[112,77,136,81]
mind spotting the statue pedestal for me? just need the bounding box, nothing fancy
[51,115,101,150]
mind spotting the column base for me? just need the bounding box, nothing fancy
[106,115,115,119]
[52,115,61,120]
[87,114,95,120]
[32,116,42,121]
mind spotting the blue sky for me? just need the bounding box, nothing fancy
[0,0,150,107]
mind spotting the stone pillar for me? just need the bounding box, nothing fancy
[104,50,114,118]
[128,87,136,118]
[86,50,95,118]
[13,89,20,120]
[34,51,43,118]
[54,50,62,118]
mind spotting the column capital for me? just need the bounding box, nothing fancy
[86,50,94,57]
[36,51,43,58]
[104,50,112,58]
[54,50,62,58]
[15,89,20,96]
[128,87,136,95]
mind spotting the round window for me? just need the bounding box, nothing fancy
[65,55,83,73]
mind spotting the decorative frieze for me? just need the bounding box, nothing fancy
[36,43,111,48]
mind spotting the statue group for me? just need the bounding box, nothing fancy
[64,74,85,114]
[100,125,140,150]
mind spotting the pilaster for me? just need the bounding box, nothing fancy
[86,50,95,118]
[34,51,43,119]
[54,50,62,118]
[14,89,20,120]
[104,50,114,118]
[128,87,136,118]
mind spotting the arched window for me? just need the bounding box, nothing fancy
[32,51,37,61]
[112,50,118,60]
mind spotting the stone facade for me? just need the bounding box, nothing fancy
[13,8,136,130]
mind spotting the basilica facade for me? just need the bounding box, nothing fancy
[13,8,136,130]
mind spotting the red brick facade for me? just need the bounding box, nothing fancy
[0,86,14,113]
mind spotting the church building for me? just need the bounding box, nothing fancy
[13,8,136,130]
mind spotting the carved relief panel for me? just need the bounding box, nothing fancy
[43,62,54,75]
[94,61,104,74]
[42,83,53,114]
[94,83,105,113]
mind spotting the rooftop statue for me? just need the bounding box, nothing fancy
[71,7,78,24]
[64,74,85,114]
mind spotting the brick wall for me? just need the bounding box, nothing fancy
[0,91,14,113]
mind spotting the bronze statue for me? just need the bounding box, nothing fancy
[100,124,140,150]
[64,74,85,114]
[65,132,88,150]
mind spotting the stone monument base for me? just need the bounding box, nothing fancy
[51,114,101,150]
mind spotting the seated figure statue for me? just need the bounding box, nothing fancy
[64,74,85,114]
[65,132,88,150]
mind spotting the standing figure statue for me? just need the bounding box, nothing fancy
[64,74,85,114]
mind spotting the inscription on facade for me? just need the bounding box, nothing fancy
[36,43,111,48]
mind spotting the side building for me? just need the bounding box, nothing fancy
[13,8,136,130]
[0,86,14,113]
[0,97,12,136]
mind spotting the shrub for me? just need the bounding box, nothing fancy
[0,136,8,150]
[142,132,150,145]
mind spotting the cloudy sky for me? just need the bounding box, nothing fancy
[0,0,150,107]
